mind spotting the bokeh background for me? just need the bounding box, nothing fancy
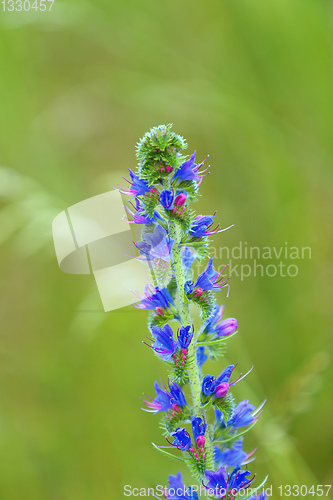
[0,0,332,498]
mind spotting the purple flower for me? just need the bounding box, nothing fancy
[173,151,208,183]
[140,225,174,261]
[181,246,195,272]
[195,257,228,291]
[204,467,228,498]
[118,169,150,196]
[125,198,157,225]
[214,382,229,399]
[135,285,175,310]
[143,381,172,413]
[150,324,177,360]
[202,375,216,396]
[143,381,187,414]
[177,325,193,349]
[216,318,238,337]
[228,400,257,428]
[192,417,206,441]
[160,190,174,210]
[214,440,247,468]
[167,472,199,500]
[171,428,192,451]
[204,305,238,338]
[135,241,152,259]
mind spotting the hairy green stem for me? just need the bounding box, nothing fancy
[168,219,214,470]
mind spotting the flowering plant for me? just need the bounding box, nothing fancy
[119,125,267,499]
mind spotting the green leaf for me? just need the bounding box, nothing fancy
[197,332,237,346]
[201,398,213,411]
[151,443,184,462]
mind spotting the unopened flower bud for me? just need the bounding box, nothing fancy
[214,382,229,398]
[160,190,174,210]
[216,318,238,337]
[174,193,187,207]
[196,435,205,447]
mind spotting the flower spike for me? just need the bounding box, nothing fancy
[118,125,267,495]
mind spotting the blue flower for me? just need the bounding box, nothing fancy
[196,346,207,368]
[140,225,174,261]
[216,365,235,384]
[192,417,206,441]
[202,375,216,396]
[169,382,187,408]
[184,280,194,294]
[181,246,195,272]
[204,467,228,498]
[135,285,174,310]
[228,466,252,490]
[177,325,193,349]
[190,215,215,237]
[214,440,247,467]
[160,190,174,210]
[203,304,224,334]
[118,168,150,196]
[195,257,228,291]
[190,214,232,238]
[214,407,227,431]
[228,400,257,428]
[171,428,192,451]
[151,324,178,360]
[173,151,199,182]
[167,472,199,500]
[204,466,254,498]
[143,381,172,413]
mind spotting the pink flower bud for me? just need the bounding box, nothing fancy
[193,288,203,298]
[214,382,229,398]
[196,435,205,447]
[174,193,187,207]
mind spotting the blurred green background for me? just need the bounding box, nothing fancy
[0,0,332,498]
